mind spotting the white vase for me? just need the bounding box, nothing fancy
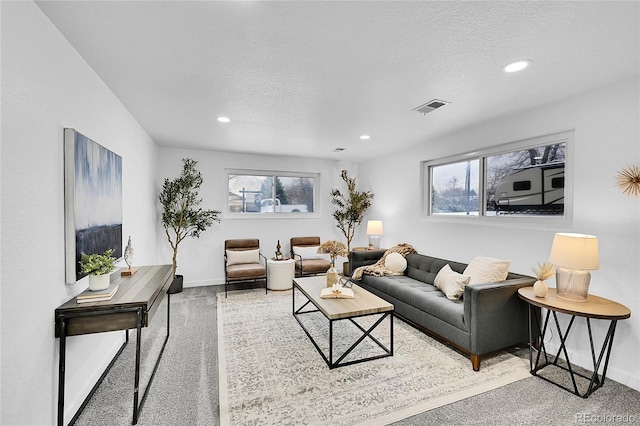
[89,274,110,291]
[533,279,548,298]
[326,265,339,287]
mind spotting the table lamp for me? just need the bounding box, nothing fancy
[366,220,384,249]
[548,232,599,302]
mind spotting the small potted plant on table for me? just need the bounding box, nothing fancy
[80,249,117,291]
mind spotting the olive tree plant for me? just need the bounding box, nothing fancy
[159,158,221,279]
[330,169,374,252]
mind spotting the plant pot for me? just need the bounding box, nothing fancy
[88,274,110,291]
[169,274,184,294]
[342,261,350,276]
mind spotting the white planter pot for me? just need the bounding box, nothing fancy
[89,274,110,291]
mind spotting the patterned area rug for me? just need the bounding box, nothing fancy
[218,289,530,425]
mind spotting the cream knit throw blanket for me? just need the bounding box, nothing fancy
[351,243,417,280]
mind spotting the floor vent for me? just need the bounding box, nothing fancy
[413,99,450,115]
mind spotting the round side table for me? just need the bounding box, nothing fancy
[267,258,295,290]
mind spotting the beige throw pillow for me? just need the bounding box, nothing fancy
[463,256,511,285]
[226,249,260,266]
[384,252,407,273]
[293,245,328,260]
[434,264,471,300]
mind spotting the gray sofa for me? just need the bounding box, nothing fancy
[349,250,539,371]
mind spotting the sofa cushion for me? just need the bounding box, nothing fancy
[360,274,466,331]
[463,256,511,284]
[385,252,407,273]
[434,264,471,300]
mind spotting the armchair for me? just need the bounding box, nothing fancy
[290,236,331,277]
[224,239,267,297]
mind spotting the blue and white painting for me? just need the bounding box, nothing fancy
[64,129,122,283]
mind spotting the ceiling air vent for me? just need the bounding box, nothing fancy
[413,99,450,115]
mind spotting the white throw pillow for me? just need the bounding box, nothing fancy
[226,249,260,266]
[384,252,407,273]
[463,256,511,285]
[293,245,328,260]
[434,264,471,300]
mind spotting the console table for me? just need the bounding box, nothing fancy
[518,287,630,398]
[55,265,173,425]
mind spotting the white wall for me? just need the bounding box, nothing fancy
[358,77,640,391]
[1,2,160,424]
[157,148,360,285]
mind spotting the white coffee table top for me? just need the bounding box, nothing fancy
[293,276,394,320]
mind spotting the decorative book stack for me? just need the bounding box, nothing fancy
[76,283,119,303]
[320,284,354,299]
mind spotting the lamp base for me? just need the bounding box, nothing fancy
[368,236,381,249]
[555,267,590,302]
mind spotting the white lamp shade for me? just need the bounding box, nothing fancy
[549,232,599,270]
[366,220,384,235]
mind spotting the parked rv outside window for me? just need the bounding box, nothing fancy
[423,132,569,221]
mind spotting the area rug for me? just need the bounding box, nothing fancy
[218,289,530,425]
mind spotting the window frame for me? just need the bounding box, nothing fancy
[422,130,573,228]
[225,168,320,219]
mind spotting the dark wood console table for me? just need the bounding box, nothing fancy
[55,265,173,425]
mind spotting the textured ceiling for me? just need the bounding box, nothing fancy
[36,1,639,160]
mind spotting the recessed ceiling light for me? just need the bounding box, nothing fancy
[360,135,371,140]
[503,60,531,73]
[217,116,231,123]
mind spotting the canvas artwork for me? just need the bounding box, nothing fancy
[64,128,122,284]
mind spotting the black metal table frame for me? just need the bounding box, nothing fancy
[57,294,170,425]
[526,303,618,398]
[292,284,393,369]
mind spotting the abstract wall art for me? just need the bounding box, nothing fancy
[64,128,122,283]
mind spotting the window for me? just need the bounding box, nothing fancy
[424,132,570,221]
[227,170,317,215]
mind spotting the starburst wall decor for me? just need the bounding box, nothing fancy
[616,165,640,196]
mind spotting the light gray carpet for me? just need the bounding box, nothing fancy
[75,285,640,425]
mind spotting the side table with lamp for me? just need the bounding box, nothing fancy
[518,232,631,398]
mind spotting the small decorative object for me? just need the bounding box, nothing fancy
[615,164,640,196]
[531,261,555,298]
[339,276,353,289]
[318,240,348,287]
[121,236,138,276]
[80,249,116,291]
[320,283,355,299]
[275,240,283,260]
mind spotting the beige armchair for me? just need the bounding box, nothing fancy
[290,236,331,277]
[224,239,267,297]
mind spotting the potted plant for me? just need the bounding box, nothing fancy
[159,158,221,293]
[80,249,117,291]
[330,169,374,274]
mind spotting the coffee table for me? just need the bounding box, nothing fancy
[292,276,394,369]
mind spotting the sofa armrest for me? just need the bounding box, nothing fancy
[348,249,386,276]
[464,277,539,355]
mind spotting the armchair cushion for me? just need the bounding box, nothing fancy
[292,245,326,260]
[226,249,260,265]
[226,263,266,280]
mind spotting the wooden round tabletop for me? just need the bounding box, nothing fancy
[518,287,631,320]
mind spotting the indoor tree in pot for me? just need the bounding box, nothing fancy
[80,249,117,291]
[330,169,374,275]
[159,158,221,293]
